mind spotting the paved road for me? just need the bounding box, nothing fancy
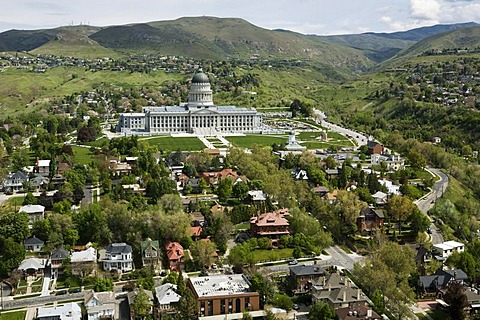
[313,109,369,148]
[2,291,85,310]
[263,245,365,274]
[414,168,448,245]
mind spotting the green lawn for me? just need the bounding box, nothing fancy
[2,196,24,208]
[226,135,287,148]
[234,223,250,231]
[252,248,294,263]
[82,137,109,148]
[140,136,206,151]
[0,310,26,320]
[72,145,95,165]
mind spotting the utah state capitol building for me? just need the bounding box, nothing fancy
[117,69,263,135]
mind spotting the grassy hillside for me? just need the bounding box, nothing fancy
[385,26,480,66]
[0,67,183,116]
[32,26,119,59]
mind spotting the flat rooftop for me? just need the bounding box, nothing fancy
[190,274,253,298]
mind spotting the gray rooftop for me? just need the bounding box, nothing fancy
[155,283,181,305]
[189,274,253,298]
[290,265,326,276]
[105,243,132,254]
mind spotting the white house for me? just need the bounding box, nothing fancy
[371,154,405,171]
[3,171,28,192]
[19,204,45,227]
[433,240,465,259]
[37,302,82,320]
[84,290,117,320]
[102,243,134,272]
[155,283,181,312]
[36,159,51,176]
[24,236,44,252]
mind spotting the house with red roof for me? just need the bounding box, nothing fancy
[250,208,290,245]
[165,242,185,271]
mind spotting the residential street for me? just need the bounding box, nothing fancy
[414,168,448,244]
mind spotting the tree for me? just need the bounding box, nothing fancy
[93,277,114,292]
[308,301,336,320]
[133,288,152,320]
[387,195,416,233]
[10,149,30,172]
[0,210,30,243]
[158,194,183,214]
[0,237,26,278]
[190,240,217,269]
[249,271,274,308]
[334,190,368,234]
[272,293,293,311]
[407,209,430,234]
[242,311,253,320]
[216,178,233,202]
[23,192,38,205]
[443,281,468,320]
[233,181,249,200]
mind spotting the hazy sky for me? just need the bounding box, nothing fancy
[0,0,479,35]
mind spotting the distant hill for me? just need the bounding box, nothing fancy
[390,26,480,61]
[0,17,478,74]
[89,16,374,75]
[320,22,478,62]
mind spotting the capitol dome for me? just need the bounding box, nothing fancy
[188,68,214,107]
[191,68,210,84]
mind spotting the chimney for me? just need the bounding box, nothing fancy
[357,289,361,300]
[328,284,331,291]
[323,277,326,286]
[367,309,373,318]
[343,289,347,301]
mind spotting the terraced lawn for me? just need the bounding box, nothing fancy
[226,134,288,148]
[141,136,205,151]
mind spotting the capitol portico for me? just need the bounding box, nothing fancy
[117,69,262,135]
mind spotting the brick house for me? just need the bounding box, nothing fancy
[367,141,384,155]
[289,264,327,294]
[165,242,184,271]
[250,208,290,245]
[357,207,384,233]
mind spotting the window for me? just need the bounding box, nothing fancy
[221,299,226,314]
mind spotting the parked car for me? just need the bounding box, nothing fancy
[288,259,298,265]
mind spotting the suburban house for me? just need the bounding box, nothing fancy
[165,241,185,271]
[418,269,468,294]
[190,226,203,241]
[18,257,47,278]
[289,264,327,294]
[247,190,267,202]
[357,207,385,233]
[371,191,388,205]
[336,304,381,320]
[51,247,70,277]
[250,208,290,245]
[84,290,117,320]
[155,283,181,313]
[367,141,384,155]
[24,236,44,252]
[187,274,260,317]
[35,159,51,176]
[370,154,405,171]
[416,245,434,276]
[70,247,97,277]
[324,190,338,204]
[36,302,82,320]
[433,241,465,259]
[29,174,50,190]
[191,212,206,227]
[311,273,369,309]
[102,243,134,273]
[3,171,28,192]
[201,169,244,186]
[19,204,45,227]
[141,238,162,272]
[127,288,154,320]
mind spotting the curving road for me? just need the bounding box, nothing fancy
[313,109,369,148]
[414,168,448,244]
